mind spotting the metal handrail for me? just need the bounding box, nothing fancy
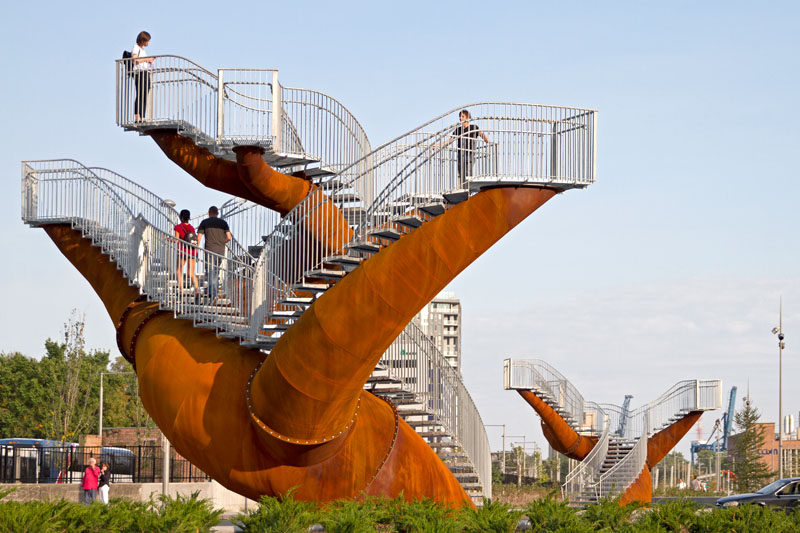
[115,56,371,173]
[502,358,590,433]
[561,402,609,501]
[21,160,261,337]
[597,411,649,500]
[381,320,491,499]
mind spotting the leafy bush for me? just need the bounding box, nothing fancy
[580,496,640,531]
[237,490,317,532]
[694,503,800,533]
[389,497,463,533]
[459,498,522,533]
[316,497,390,533]
[524,493,592,533]
[631,498,698,531]
[0,492,221,533]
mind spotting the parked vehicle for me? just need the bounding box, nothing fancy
[716,477,800,510]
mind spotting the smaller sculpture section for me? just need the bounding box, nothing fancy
[503,358,722,505]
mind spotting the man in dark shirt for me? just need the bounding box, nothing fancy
[450,109,489,187]
[197,206,231,301]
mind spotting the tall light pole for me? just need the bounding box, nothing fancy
[772,299,786,479]
[505,435,525,486]
[99,371,135,443]
[485,424,507,474]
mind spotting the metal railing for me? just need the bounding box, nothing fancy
[561,402,609,500]
[115,56,371,172]
[597,411,649,500]
[21,160,259,337]
[0,445,209,484]
[503,358,591,433]
[380,320,491,498]
[340,102,596,213]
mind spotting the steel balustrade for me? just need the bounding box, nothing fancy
[597,411,649,500]
[561,402,610,501]
[503,358,590,433]
[381,320,491,499]
[115,56,370,174]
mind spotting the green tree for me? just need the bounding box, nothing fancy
[729,396,772,492]
[0,353,50,438]
[42,311,109,441]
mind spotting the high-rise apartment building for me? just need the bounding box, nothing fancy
[415,292,462,372]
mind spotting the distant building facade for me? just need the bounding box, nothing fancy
[415,292,462,372]
[728,422,800,478]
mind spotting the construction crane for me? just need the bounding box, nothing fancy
[691,386,737,464]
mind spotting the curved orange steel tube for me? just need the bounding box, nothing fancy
[517,390,597,460]
[149,132,352,264]
[43,185,557,504]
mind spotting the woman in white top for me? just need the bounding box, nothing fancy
[132,31,154,121]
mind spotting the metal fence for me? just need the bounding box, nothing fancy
[0,445,209,484]
[503,358,593,434]
[115,56,371,174]
[380,320,491,498]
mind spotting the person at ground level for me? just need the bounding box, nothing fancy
[438,109,490,188]
[691,475,702,491]
[98,462,110,504]
[678,477,686,490]
[175,209,200,303]
[197,206,231,301]
[81,457,100,505]
[131,31,154,121]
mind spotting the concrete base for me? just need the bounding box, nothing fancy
[0,481,258,512]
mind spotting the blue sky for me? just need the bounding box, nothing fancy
[1,1,798,459]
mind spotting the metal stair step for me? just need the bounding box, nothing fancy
[418,202,445,217]
[346,240,382,254]
[442,189,469,204]
[369,227,403,241]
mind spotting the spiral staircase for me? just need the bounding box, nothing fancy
[503,358,722,506]
[23,56,598,502]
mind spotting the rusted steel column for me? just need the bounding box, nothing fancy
[517,390,597,460]
[250,187,558,444]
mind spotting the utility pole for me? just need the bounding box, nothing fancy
[772,299,786,480]
[485,424,507,474]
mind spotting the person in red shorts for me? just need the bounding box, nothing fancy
[174,209,200,303]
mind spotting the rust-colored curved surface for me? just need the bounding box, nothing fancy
[148,131,312,216]
[517,390,597,460]
[619,465,652,506]
[149,132,352,264]
[42,184,556,505]
[646,411,703,468]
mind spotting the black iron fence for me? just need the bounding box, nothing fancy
[0,445,209,484]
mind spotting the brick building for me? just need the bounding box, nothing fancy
[728,422,800,477]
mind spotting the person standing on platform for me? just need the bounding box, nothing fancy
[81,457,100,504]
[433,109,490,188]
[98,463,110,504]
[197,206,231,302]
[131,31,154,121]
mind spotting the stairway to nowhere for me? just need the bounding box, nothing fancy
[504,358,722,506]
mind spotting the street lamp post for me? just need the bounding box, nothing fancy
[485,424,507,474]
[505,435,525,486]
[98,371,135,444]
[772,299,786,480]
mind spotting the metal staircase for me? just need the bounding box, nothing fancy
[503,358,722,506]
[27,71,598,502]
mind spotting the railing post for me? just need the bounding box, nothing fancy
[550,121,559,180]
[272,70,281,153]
[217,69,224,142]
